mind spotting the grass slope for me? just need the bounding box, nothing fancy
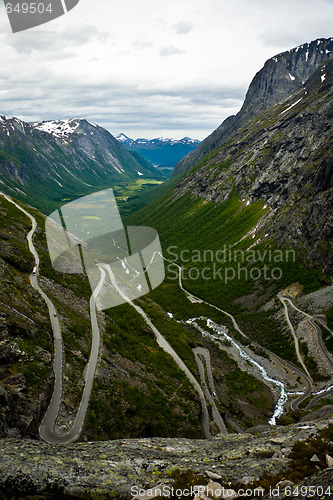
[126,191,322,367]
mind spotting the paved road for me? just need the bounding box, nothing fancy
[193,347,227,434]
[278,294,313,381]
[1,193,103,444]
[282,297,333,371]
[102,263,214,439]
[264,349,312,411]
[275,295,333,410]
[306,385,333,409]
[308,319,333,370]
[279,296,333,409]
[40,268,105,444]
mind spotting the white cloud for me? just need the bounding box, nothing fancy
[132,40,154,50]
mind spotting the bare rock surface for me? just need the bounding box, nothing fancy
[0,417,332,499]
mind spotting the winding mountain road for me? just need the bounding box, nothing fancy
[1,193,103,444]
[193,347,227,434]
[39,267,105,444]
[264,349,312,411]
[308,319,333,371]
[2,192,331,439]
[278,294,313,381]
[278,295,333,408]
[1,193,223,440]
[162,257,320,420]
[281,297,333,371]
[102,263,218,439]
[167,259,249,340]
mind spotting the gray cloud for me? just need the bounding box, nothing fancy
[159,45,185,56]
[172,21,193,35]
[6,24,108,55]
[0,71,245,140]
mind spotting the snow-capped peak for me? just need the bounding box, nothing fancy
[155,136,174,142]
[34,119,80,139]
[116,133,133,143]
[180,137,199,144]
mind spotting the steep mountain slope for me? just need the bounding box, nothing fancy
[173,57,333,272]
[0,117,162,214]
[117,134,200,171]
[175,37,333,174]
[33,119,159,178]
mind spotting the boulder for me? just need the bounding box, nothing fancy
[326,454,333,468]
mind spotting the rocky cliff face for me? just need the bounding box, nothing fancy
[241,38,333,117]
[175,37,333,175]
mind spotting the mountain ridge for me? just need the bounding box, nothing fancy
[175,37,333,175]
[0,116,162,213]
[169,56,333,272]
[116,133,199,146]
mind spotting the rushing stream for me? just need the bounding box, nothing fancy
[186,316,288,425]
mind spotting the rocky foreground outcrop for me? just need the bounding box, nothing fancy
[0,411,332,499]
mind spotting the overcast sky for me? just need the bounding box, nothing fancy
[0,0,332,140]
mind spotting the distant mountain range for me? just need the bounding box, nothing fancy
[0,117,163,213]
[116,133,200,170]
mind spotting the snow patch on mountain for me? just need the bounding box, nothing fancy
[34,119,80,139]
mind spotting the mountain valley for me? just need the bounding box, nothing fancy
[0,36,333,499]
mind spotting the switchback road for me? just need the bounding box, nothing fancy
[1,193,103,444]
